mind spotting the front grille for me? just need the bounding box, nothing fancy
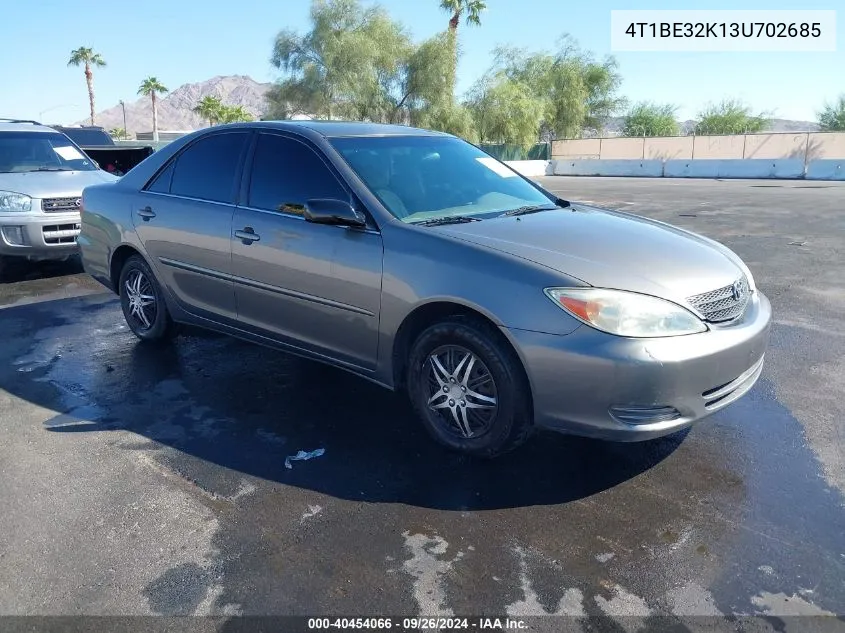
[687,276,751,323]
[42,197,81,213]
[42,223,80,244]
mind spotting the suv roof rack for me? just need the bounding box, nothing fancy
[0,118,43,125]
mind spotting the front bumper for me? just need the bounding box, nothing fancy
[0,211,81,259]
[507,290,772,441]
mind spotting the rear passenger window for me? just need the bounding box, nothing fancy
[248,134,348,215]
[146,161,174,193]
[169,132,249,203]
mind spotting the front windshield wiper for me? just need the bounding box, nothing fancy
[500,201,570,217]
[411,215,483,226]
[30,167,74,172]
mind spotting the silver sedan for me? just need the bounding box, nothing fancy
[79,121,771,457]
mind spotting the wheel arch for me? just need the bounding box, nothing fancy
[390,300,534,403]
[109,244,144,292]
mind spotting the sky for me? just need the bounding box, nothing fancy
[0,0,841,126]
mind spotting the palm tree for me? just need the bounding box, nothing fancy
[67,47,106,126]
[440,0,486,32]
[138,77,168,142]
[438,0,485,100]
[218,105,254,123]
[193,95,224,127]
[108,127,126,140]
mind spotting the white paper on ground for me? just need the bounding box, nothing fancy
[53,146,85,161]
[284,448,326,469]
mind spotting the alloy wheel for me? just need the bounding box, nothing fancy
[425,344,498,439]
[124,269,157,331]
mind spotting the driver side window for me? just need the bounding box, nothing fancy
[247,134,348,216]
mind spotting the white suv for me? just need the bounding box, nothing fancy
[0,120,117,270]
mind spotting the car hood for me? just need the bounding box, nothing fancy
[0,170,118,199]
[435,204,746,304]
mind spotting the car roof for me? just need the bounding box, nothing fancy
[219,120,451,138]
[0,122,57,134]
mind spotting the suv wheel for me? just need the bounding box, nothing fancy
[118,255,175,341]
[407,318,533,457]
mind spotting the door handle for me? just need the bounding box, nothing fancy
[235,227,260,244]
[137,206,156,221]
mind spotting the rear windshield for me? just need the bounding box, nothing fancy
[0,131,98,173]
[330,135,552,223]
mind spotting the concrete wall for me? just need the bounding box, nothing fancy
[744,133,807,159]
[553,159,663,177]
[806,160,845,180]
[549,131,845,180]
[807,133,845,160]
[552,131,845,162]
[550,138,601,159]
[598,138,644,159]
[691,135,745,159]
[644,137,694,160]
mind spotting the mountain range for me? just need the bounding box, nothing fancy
[75,74,821,136]
[74,75,272,133]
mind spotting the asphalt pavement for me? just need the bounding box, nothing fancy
[0,177,843,629]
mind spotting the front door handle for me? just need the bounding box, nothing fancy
[137,206,156,221]
[235,227,260,244]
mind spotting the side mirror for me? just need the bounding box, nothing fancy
[304,198,366,228]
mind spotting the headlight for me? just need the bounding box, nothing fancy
[545,287,707,338]
[0,191,32,212]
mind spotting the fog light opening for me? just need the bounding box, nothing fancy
[1,226,26,246]
[609,405,681,425]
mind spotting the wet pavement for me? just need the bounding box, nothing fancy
[0,177,843,628]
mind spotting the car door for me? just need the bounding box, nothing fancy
[231,132,384,370]
[135,130,250,321]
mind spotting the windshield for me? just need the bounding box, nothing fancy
[0,131,98,173]
[57,127,113,146]
[330,136,554,222]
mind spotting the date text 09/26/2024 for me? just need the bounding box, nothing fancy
[307,617,527,630]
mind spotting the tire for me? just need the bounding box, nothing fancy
[406,318,533,457]
[118,255,175,342]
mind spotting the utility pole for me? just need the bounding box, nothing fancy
[119,100,128,139]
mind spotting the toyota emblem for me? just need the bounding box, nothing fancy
[74,198,82,208]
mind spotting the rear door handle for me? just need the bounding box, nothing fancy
[235,227,260,244]
[137,206,156,221]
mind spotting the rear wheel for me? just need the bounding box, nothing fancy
[406,318,533,457]
[118,255,175,341]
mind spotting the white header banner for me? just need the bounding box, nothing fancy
[610,10,837,52]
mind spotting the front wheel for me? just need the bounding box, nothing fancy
[118,255,175,341]
[406,318,533,457]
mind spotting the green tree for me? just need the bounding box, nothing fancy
[622,102,679,137]
[694,99,768,135]
[67,47,106,126]
[818,95,845,131]
[266,0,462,136]
[481,37,625,140]
[193,95,224,126]
[218,105,255,123]
[467,74,544,147]
[137,77,168,142]
[267,0,404,120]
[108,127,126,140]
